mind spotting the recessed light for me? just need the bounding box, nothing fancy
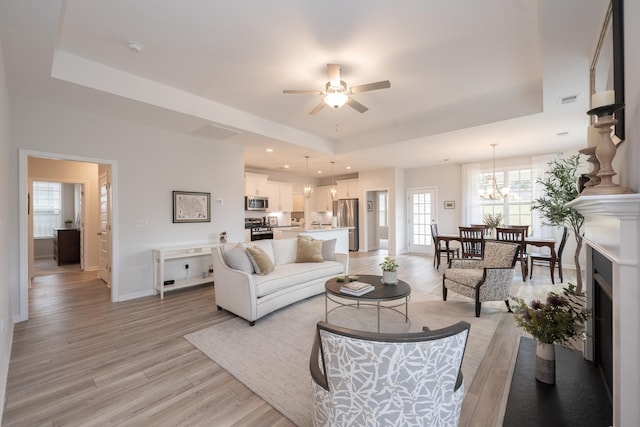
[556,131,569,137]
[266,148,273,152]
[127,41,143,53]
[283,165,290,169]
[317,170,322,174]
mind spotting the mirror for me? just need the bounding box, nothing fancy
[590,0,624,143]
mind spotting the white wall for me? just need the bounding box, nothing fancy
[9,97,245,315]
[0,36,12,426]
[405,163,462,235]
[623,1,640,191]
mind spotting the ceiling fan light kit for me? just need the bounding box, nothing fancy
[283,63,390,114]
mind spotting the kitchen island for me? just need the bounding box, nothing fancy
[281,227,351,253]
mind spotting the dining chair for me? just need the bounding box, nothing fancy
[500,225,530,237]
[529,226,568,284]
[430,224,459,269]
[496,227,528,281]
[469,224,491,237]
[459,226,485,258]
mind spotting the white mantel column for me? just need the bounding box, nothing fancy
[566,194,640,427]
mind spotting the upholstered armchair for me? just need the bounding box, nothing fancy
[442,241,519,317]
[310,320,471,427]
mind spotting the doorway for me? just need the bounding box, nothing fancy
[365,190,389,253]
[18,150,117,322]
[408,187,437,253]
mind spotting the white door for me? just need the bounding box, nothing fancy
[408,188,436,253]
[99,172,112,287]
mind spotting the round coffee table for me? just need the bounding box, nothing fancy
[325,274,411,332]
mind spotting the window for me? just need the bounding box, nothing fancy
[477,167,533,226]
[378,192,388,227]
[33,181,62,237]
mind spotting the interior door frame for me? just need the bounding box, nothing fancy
[18,149,118,322]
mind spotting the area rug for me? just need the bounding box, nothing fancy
[185,292,503,426]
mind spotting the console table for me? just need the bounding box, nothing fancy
[152,244,221,299]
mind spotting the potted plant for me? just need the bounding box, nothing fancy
[379,256,399,284]
[532,155,585,293]
[482,212,502,237]
[64,219,74,228]
[511,284,591,384]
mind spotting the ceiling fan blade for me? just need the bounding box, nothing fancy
[349,80,391,93]
[309,101,326,115]
[346,98,368,113]
[327,64,341,86]
[283,89,323,95]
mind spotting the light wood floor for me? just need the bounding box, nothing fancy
[4,253,570,426]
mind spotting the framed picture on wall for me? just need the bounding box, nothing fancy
[444,201,455,209]
[173,191,211,223]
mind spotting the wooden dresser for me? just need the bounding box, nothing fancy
[53,227,80,265]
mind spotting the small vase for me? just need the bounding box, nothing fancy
[535,341,556,384]
[382,271,397,285]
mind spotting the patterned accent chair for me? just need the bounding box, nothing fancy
[310,320,471,427]
[442,241,519,317]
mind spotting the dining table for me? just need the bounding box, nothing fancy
[435,233,557,274]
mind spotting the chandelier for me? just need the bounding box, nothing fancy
[479,144,508,200]
[303,156,313,198]
[329,161,337,200]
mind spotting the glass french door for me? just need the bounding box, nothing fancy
[408,188,436,253]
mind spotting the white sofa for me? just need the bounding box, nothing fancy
[212,237,348,325]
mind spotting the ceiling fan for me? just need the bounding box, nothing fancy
[283,63,390,115]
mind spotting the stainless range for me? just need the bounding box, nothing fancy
[245,218,274,241]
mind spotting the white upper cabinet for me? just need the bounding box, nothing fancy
[314,186,333,212]
[245,173,269,196]
[336,179,360,199]
[267,181,293,212]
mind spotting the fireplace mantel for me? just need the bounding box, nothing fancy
[566,193,639,427]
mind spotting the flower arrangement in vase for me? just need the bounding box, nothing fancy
[511,284,591,384]
[379,256,399,285]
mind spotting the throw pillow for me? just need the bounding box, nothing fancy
[222,244,254,273]
[246,246,275,275]
[295,237,324,263]
[321,238,337,261]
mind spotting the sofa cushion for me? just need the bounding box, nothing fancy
[222,244,254,273]
[296,237,324,263]
[253,261,344,297]
[298,235,337,261]
[321,238,337,261]
[445,268,484,287]
[246,246,275,275]
[272,238,298,265]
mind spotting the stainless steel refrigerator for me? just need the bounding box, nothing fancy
[333,198,359,251]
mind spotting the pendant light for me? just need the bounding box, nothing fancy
[329,161,337,200]
[479,144,508,200]
[303,156,313,198]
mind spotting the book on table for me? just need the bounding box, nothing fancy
[340,281,374,296]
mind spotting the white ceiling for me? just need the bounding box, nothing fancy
[1,0,609,176]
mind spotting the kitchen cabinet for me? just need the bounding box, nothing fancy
[314,186,334,212]
[292,193,305,212]
[53,228,80,265]
[267,181,293,212]
[245,172,269,196]
[337,178,360,199]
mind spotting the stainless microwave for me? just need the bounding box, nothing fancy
[245,196,269,211]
